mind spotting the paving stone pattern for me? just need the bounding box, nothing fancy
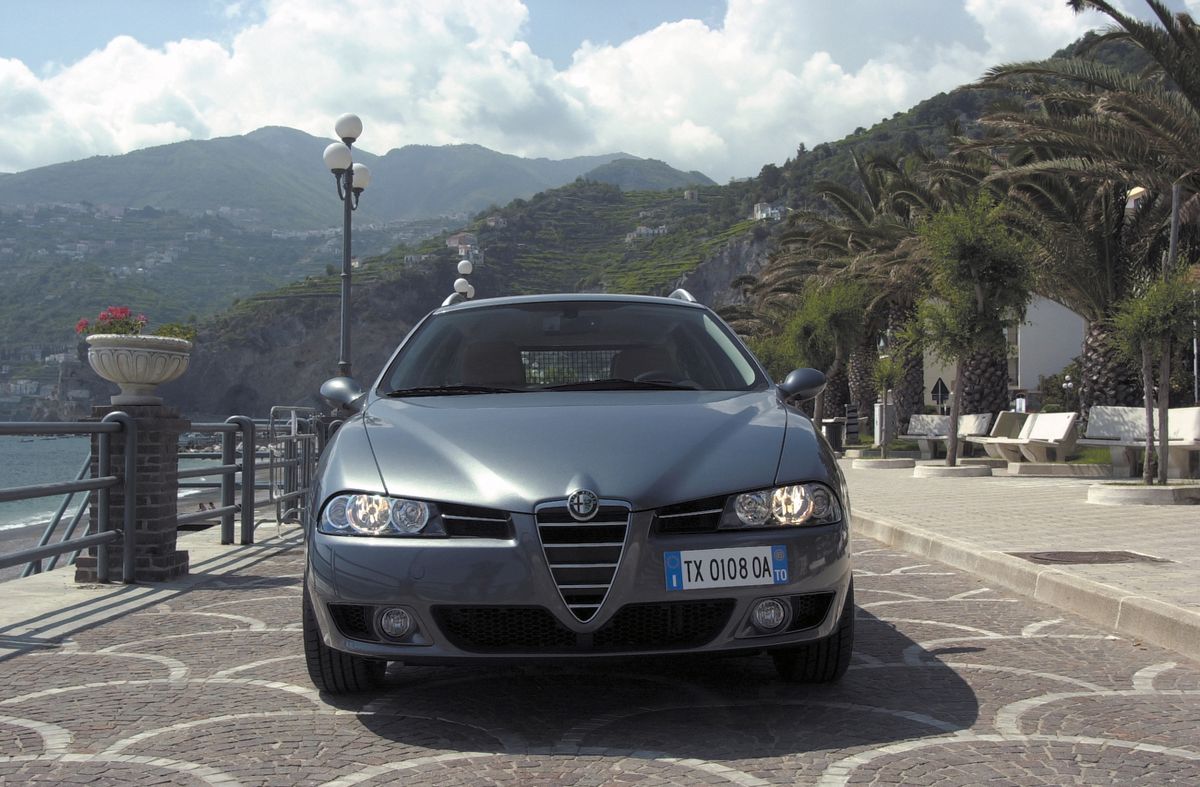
[0,534,1197,785]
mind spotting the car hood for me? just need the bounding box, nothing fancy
[355,390,791,512]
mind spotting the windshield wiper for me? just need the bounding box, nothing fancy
[384,385,525,397]
[541,378,697,391]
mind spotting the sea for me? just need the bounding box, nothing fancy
[0,434,217,538]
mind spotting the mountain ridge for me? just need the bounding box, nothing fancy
[0,128,712,229]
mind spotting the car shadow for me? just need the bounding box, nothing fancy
[340,608,979,760]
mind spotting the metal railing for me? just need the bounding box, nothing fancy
[0,412,135,583]
[175,409,318,544]
[1,408,322,582]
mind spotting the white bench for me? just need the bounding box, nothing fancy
[1077,405,1200,478]
[1077,405,1148,477]
[1166,406,1200,479]
[968,411,1077,463]
[900,414,948,459]
[901,413,992,459]
[965,411,1030,459]
[1016,411,1078,462]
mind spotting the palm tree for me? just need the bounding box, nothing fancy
[744,151,936,427]
[968,0,1200,417]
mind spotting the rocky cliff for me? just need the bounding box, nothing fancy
[672,230,772,309]
[160,263,457,417]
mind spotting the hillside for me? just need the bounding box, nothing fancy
[0,137,711,349]
[0,128,708,230]
[582,158,715,191]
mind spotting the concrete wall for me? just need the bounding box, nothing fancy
[1016,296,1086,391]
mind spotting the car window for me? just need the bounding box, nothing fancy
[381,301,767,393]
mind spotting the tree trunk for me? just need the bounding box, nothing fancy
[958,346,1010,416]
[1079,322,1140,425]
[895,352,925,434]
[847,335,877,426]
[1142,345,1155,486]
[1158,339,1170,485]
[947,357,964,467]
[879,387,889,459]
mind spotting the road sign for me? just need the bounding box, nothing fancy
[931,378,950,405]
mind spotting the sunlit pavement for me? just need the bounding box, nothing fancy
[0,518,1197,785]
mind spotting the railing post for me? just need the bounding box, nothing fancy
[220,426,236,545]
[97,421,112,584]
[118,414,137,584]
[226,416,256,545]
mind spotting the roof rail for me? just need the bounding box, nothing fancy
[668,288,698,303]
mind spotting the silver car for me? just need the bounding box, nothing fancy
[304,292,853,693]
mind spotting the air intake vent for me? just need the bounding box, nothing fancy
[439,503,511,539]
[655,495,727,534]
[536,502,630,622]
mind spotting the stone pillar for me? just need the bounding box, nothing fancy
[75,404,192,583]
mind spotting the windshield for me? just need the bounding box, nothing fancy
[379,300,767,394]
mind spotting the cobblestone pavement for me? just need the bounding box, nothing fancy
[1,532,1197,785]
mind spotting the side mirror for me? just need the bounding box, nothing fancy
[777,368,826,403]
[320,376,366,413]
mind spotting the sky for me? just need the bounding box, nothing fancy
[0,0,1195,182]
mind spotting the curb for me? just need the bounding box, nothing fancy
[851,511,1200,664]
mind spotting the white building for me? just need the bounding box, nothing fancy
[922,295,1086,409]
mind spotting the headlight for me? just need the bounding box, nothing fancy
[720,483,842,529]
[318,493,445,536]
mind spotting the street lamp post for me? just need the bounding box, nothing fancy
[322,113,371,378]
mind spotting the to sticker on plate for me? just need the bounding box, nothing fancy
[663,545,788,591]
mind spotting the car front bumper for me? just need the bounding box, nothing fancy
[306,509,851,662]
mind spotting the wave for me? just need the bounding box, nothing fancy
[0,517,50,533]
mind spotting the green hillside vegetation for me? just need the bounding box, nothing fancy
[582,158,715,191]
[0,203,447,348]
[373,178,762,297]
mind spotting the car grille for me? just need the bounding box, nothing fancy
[433,606,576,651]
[433,600,735,653]
[592,600,735,650]
[440,503,511,539]
[654,495,727,533]
[536,502,630,622]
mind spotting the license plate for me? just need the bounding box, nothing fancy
[663,546,788,591]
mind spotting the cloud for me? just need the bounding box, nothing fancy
[0,0,1122,184]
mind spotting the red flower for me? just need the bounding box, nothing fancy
[75,318,90,335]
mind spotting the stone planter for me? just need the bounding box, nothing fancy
[86,334,192,405]
[851,458,916,470]
[1087,482,1200,506]
[913,464,992,478]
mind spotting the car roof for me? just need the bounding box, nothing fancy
[433,292,709,315]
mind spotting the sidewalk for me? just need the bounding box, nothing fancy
[843,459,1200,663]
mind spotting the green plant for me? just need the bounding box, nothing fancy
[75,306,147,336]
[154,322,197,342]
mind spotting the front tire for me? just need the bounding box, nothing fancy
[771,580,854,683]
[303,590,385,694]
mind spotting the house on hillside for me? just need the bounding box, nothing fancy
[753,202,782,221]
[446,232,477,249]
[624,225,668,243]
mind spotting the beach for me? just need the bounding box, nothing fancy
[0,483,227,584]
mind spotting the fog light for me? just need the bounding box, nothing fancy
[751,598,789,632]
[378,607,415,639]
